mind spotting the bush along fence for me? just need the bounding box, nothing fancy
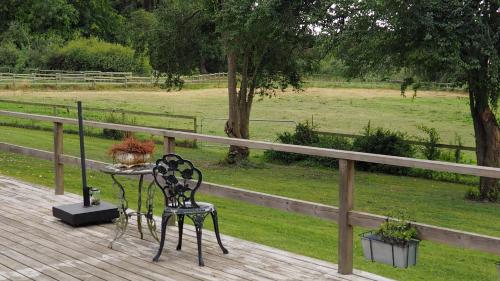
[0,99,198,146]
[0,70,227,88]
[0,109,499,277]
[264,122,480,186]
[304,75,463,91]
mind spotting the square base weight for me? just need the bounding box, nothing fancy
[53,202,119,226]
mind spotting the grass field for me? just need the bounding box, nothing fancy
[0,87,499,280]
[0,87,476,145]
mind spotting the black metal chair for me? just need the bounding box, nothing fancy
[152,154,228,266]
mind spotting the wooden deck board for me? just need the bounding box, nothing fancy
[0,176,394,281]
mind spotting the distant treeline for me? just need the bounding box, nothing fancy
[0,0,225,75]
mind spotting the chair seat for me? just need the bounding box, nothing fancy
[165,202,215,215]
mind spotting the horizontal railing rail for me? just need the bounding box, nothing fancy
[0,109,499,276]
[1,110,497,178]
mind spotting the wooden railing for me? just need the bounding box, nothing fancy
[0,109,499,275]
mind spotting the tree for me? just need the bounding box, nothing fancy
[329,1,499,201]
[0,0,77,40]
[111,0,160,14]
[69,0,126,42]
[151,0,328,162]
[126,9,158,56]
[149,1,222,85]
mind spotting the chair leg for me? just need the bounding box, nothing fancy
[194,222,204,266]
[153,213,171,262]
[211,210,229,254]
[176,214,184,251]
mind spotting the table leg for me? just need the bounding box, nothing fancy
[146,180,159,242]
[137,175,144,239]
[109,174,129,248]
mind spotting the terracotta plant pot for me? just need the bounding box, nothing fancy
[113,151,151,166]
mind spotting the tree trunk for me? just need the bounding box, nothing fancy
[224,51,250,163]
[469,88,500,202]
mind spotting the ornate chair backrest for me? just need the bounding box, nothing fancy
[153,154,202,209]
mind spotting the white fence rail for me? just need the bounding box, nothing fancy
[0,71,228,87]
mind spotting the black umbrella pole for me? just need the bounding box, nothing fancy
[77,101,91,207]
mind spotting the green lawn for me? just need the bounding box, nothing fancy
[0,87,480,146]
[0,125,499,280]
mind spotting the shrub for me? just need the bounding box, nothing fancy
[26,35,64,69]
[464,188,479,201]
[102,113,135,140]
[46,38,152,74]
[264,122,352,167]
[291,122,320,145]
[417,125,441,160]
[353,126,414,174]
[314,135,353,167]
[0,42,20,67]
[264,122,319,163]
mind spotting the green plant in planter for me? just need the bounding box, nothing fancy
[361,211,421,268]
[376,211,419,245]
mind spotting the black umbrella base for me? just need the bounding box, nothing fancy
[53,202,119,227]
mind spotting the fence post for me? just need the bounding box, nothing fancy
[164,135,177,226]
[338,159,354,274]
[54,122,64,195]
[164,136,175,155]
[193,117,198,147]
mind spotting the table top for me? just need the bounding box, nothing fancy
[100,163,155,175]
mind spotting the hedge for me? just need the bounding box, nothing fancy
[46,37,151,74]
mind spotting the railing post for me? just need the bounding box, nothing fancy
[164,136,175,155]
[164,135,177,226]
[338,159,354,274]
[193,117,198,147]
[54,122,64,195]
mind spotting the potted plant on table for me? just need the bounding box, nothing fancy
[361,211,420,268]
[109,137,155,167]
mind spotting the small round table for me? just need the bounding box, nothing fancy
[100,163,159,247]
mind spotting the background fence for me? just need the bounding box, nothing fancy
[0,70,464,91]
[0,99,198,146]
[0,71,227,88]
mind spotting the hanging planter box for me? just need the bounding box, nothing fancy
[361,232,419,268]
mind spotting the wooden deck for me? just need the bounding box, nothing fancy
[0,176,393,281]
